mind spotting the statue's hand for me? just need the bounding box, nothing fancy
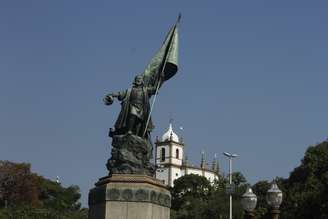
[103,95,114,105]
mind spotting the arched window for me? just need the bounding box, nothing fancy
[161,148,165,161]
[176,149,179,159]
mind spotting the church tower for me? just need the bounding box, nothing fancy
[155,123,184,187]
[155,122,220,187]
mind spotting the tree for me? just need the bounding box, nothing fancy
[171,173,246,219]
[0,161,41,208]
[171,174,212,218]
[39,179,82,211]
[251,180,270,219]
[279,141,328,219]
[232,172,247,187]
[0,160,87,219]
[251,141,328,219]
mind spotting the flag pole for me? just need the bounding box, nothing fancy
[142,73,162,137]
[142,14,181,137]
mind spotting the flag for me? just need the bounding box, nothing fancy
[142,15,180,87]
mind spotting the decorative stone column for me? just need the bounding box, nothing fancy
[88,174,171,219]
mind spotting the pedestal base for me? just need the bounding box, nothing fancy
[88,174,171,219]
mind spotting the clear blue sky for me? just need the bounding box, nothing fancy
[1,0,328,206]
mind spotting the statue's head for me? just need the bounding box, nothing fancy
[133,75,144,86]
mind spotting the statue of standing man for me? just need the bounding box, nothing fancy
[103,74,163,142]
[103,15,180,176]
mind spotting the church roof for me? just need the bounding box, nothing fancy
[161,123,179,142]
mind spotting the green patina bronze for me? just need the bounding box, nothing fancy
[103,15,181,176]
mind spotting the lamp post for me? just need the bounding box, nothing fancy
[266,181,283,219]
[223,152,238,219]
[241,187,257,219]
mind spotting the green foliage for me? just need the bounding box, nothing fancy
[0,161,41,208]
[251,180,270,219]
[279,141,328,219]
[170,174,212,219]
[171,173,246,219]
[171,141,328,219]
[250,141,328,219]
[232,172,247,187]
[40,179,81,210]
[0,206,88,219]
[171,174,212,210]
[0,160,87,219]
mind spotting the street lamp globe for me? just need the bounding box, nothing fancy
[241,187,257,212]
[266,181,283,209]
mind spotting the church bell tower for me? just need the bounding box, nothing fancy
[155,123,184,186]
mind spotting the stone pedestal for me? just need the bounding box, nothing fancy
[88,174,171,219]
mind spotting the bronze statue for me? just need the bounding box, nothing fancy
[103,15,180,176]
[103,75,163,141]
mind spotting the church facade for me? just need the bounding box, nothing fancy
[155,123,220,187]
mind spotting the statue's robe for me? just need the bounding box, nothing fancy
[114,86,156,136]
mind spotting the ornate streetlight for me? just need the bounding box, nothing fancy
[266,181,283,219]
[241,187,257,219]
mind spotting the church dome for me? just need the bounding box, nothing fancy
[161,123,179,142]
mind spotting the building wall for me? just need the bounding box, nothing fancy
[155,139,219,187]
[186,167,203,176]
[204,171,218,182]
[182,167,218,183]
[156,144,169,164]
[156,167,169,185]
[170,145,183,166]
[156,143,184,165]
[169,166,182,187]
[156,165,218,187]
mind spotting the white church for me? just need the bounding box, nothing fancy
[155,123,220,187]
